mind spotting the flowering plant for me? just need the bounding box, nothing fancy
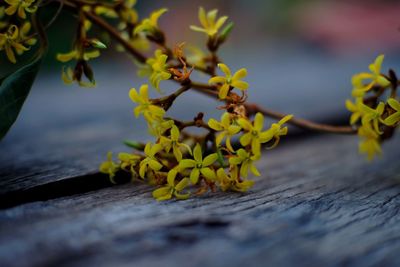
[0,1,398,201]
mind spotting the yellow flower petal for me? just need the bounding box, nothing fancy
[203,153,218,167]
[218,63,231,77]
[190,168,200,184]
[193,143,202,162]
[200,167,216,181]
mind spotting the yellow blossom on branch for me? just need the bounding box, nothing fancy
[260,114,293,149]
[99,152,119,183]
[357,124,382,161]
[19,22,37,47]
[134,8,167,36]
[117,32,150,53]
[120,0,139,25]
[209,63,249,99]
[159,125,192,161]
[178,143,218,184]
[141,49,172,91]
[359,102,385,134]
[351,54,391,97]
[118,152,141,175]
[148,119,174,138]
[185,45,207,70]
[228,149,260,178]
[190,7,228,37]
[238,113,286,156]
[346,99,384,134]
[56,49,100,63]
[208,112,241,151]
[152,169,190,201]
[0,25,29,63]
[129,84,166,122]
[5,0,37,19]
[382,98,400,126]
[57,47,101,87]
[216,167,254,192]
[139,143,164,178]
[345,99,364,125]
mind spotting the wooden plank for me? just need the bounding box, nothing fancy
[0,135,399,267]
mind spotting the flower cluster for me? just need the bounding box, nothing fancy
[56,18,105,87]
[0,1,37,63]
[101,78,292,200]
[99,6,293,199]
[346,55,399,160]
[98,6,293,200]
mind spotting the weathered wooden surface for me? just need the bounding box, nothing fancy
[0,134,399,267]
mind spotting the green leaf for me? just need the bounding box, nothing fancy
[123,140,145,150]
[0,55,43,140]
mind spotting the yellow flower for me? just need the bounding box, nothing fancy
[139,143,164,178]
[120,0,138,25]
[19,22,37,47]
[5,0,37,19]
[145,49,172,91]
[209,63,249,99]
[94,0,138,24]
[358,124,381,161]
[152,169,190,201]
[259,114,293,149]
[185,45,207,70]
[228,149,260,178]
[216,167,254,192]
[359,102,385,134]
[178,143,218,184]
[159,125,192,161]
[94,6,118,18]
[56,49,100,63]
[99,152,119,183]
[351,54,390,97]
[345,98,364,125]
[134,8,167,35]
[383,98,400,126]
[117,32,150,53]
[118,152,141,175]
[190,7,228,37]
[238,113,283,156]
[56,46,100,87]
[208,112,241,151]
[346,99,384,134]
[129,84,166,122]
[148,119,174,138]
[0,25,29,63]
[61,67,96,88]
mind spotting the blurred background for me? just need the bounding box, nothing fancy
[1,0,400,163]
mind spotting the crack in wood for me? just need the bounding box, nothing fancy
[0,172,130,209]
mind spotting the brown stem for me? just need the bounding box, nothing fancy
[190,82,356,134]
[83,10,147,63]
[245,104,356,134]
[151,84,191,111]
[173,119,211,131]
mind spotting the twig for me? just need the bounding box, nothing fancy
[61,6,357,135]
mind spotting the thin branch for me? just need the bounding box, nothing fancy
[151,84,191,111]
[63,5,356,135]
[83,10,147,63]
[190,82,356,134]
